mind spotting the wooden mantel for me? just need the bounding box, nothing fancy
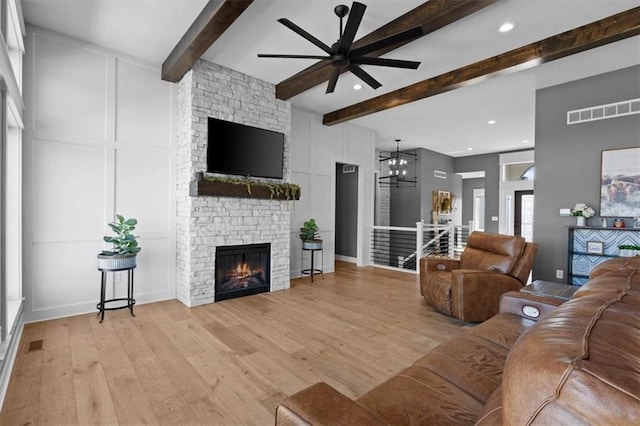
[190,180,300,200]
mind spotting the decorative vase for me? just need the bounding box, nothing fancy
[576,216,585,227]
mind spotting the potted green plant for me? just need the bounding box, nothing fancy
[97,214,141,270]
[299,218,322,250]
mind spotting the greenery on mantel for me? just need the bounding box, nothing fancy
[203,175,301,200]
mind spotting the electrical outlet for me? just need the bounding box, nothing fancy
[556,269,564,280]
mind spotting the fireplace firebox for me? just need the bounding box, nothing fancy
[215,243,270,301]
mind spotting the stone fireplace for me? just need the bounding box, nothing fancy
[176,59,292,307]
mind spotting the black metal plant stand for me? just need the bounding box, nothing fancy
[97,265,136,323]
[301,247,324,282]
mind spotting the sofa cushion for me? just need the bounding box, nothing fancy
[276,382,388,426]
[467,312,537,350]
[475,386,502,425]
[356,369,483,425]
[353,311,536,425]
[501,269,640,424]
[574,268,638,299]
[588,256,640,279]
[413,334,508,403]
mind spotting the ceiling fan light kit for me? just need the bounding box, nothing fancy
[258,1,421,94]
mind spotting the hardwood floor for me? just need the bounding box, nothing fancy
[0,261,465,425]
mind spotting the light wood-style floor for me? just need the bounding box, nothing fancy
[0,261,465,425]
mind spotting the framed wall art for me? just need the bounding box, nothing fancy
[586,241,604,255]
[600,147,640,217]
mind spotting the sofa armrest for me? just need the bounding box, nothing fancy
[275,382,387,426]
[449,270,524,322]
[420,256,461,273]
[499,291,563,320]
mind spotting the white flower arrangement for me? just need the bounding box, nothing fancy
[572,203,596,218]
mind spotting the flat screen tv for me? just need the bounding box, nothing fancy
[207,117,284,179]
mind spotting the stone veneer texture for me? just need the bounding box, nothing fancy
[176,59,292,307]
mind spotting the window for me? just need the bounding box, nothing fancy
[0,0,25,357]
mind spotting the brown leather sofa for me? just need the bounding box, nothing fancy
[420,231,538,322]
[275,257,640,425]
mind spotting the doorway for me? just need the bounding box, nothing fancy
[472,188,485,231]
[335,163,358,263]
[514,190,534,242]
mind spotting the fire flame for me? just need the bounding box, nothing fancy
[235,262,252,279]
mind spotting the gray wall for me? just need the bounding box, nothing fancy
[390,184,421,227]
[534,65,640,282]
[461,177,486,225]
[390,160,421,227]
[455,154,500,233]
[335,163,358,257]
[390,148,460,227]
[419,149,459,224]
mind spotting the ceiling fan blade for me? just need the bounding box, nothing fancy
[338,2,367,53]
[258,54,330,60]
[350,26,423,58]
[351,57,420,69]
[277,18,333,55]
[326,68,341,94]
[349,64,381,90]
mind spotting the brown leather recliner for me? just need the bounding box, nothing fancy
[420,231,538,322]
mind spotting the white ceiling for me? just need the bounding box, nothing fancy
[21,0,640,155]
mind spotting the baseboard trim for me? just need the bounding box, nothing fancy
[335,255,356,263]
[0,315,24,411]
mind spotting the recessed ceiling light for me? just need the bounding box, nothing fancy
[522,139,529,143]
[488,120,496,124]
[353,83,362,90]
[499,22,515,33]
[467,147,473,151]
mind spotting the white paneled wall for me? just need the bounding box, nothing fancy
[290,108,376,277]
[23,26,176,322]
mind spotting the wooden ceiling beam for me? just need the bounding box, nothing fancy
[275,0,499,100]
[162,0,253,83]
[323,7,640,126]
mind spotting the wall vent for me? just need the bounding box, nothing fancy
[342,164,356,174]
[434,170,447,179]
[567,98,640,125]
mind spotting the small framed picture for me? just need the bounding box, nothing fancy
[587,241,604,255]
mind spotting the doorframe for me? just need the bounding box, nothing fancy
[498,151,534,235]
[334,162,359,264]
[472,188,485,231]
[331,158,368,268]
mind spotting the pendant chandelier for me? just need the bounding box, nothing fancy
[379,139,417,187]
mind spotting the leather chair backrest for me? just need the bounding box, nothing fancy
[460,232,526,274]
[510,242,538,284]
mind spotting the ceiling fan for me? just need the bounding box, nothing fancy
[258,2,422,94]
